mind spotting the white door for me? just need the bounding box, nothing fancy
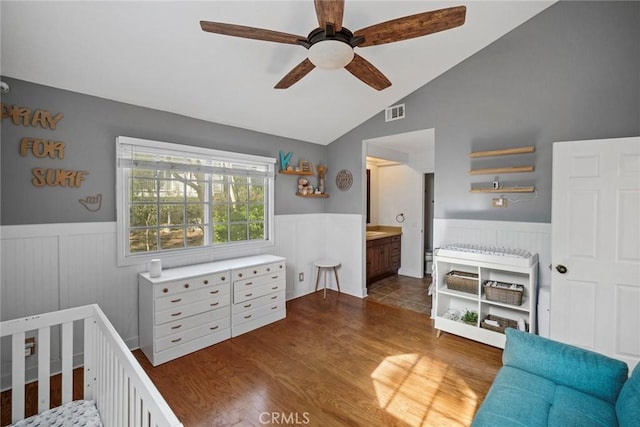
[551,136,640,369]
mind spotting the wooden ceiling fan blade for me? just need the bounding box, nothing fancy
[274,59,316,89]
[353,5,466,47]
[344,54,391,91]
[200,21,306,45]
[314,0,344,32]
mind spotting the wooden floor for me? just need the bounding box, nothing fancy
[135,291,503,427]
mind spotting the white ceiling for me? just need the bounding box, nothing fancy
[1,1,554,145]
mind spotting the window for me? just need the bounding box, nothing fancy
[116,136,275,265]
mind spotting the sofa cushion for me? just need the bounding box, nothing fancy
[548,385,618,427]
[471,367,554,427]
[616,363,640,427]
[503,329,628,404]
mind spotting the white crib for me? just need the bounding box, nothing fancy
[1,304,182,427]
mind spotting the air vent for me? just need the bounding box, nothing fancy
[385,104,405,122]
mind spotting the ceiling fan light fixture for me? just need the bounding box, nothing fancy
[308,40,354,69]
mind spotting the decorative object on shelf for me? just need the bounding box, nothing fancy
[317,163,327,194]
[336,169,353,191]
[461,310,478,325]
[279,150,293,171]
[297,176,314,195]
[445,270,478,294]
[299,160,313,174]
[480,314,528,334]
[483,281,524,306]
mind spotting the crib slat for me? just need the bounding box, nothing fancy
[37,327,51,413]
[83,317,95,400]
[61,321,73,404]
[11,332,26,423]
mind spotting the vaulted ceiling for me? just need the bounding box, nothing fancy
[1,1,554,145]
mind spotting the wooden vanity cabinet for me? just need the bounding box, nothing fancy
[366,235,401,285]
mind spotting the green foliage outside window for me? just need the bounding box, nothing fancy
[128,172,266,254]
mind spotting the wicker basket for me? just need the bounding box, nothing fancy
[480,314,528,334]
[445,271,478,294]
[483,281,524,306]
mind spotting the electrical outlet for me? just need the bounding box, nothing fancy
[298,272,304,282]
[492,197,507,208]
[25,337,36,357]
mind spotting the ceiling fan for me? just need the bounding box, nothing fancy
[200,1,466,91]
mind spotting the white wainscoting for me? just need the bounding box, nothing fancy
[433,219,552,286]
[1,214,365,353]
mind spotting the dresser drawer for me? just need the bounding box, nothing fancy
[234,271,284,290]
[155,292,230,325]
[153,271,230,298]
[232,298,286,326]
[234,279,285,304]
[156,317,231,352]
[232,261,285,281]
[155,306,230,339]
[233,290,285,315]
[155,284,229,312]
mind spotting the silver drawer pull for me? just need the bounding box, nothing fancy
[171,338,182,343]
[244,315,252,319]
[245,282,253,286]
[210,290,219,294]
[171,312,182,317]
[210,302,219,307]
[245,293,253,297]
[210,325,219,330]
[171,298,182,303]
[171,324,182,330]
[244,304,252,308]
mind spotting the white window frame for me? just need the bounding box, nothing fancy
[116,136,275,267]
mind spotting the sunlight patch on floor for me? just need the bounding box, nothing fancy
[371,353,479,426]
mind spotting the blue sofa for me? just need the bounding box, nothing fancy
[472,328,640,427]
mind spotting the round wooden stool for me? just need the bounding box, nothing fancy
[314,260,341,299]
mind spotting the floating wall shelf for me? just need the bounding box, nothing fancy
[279,170,314,176]
[469,146,535,158]
[469,186,535,193]
[469,166,535,175]
[295,192,329,198]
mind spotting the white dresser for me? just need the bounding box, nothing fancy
[139,254,286,366]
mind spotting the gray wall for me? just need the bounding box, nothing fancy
[1,77,327,225]
[327,1,640,223]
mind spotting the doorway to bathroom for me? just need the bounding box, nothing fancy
[363,128,435,281]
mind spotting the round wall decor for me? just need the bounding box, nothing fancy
[336,169,353,191]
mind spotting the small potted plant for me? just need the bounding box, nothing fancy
[461,310,478,325]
